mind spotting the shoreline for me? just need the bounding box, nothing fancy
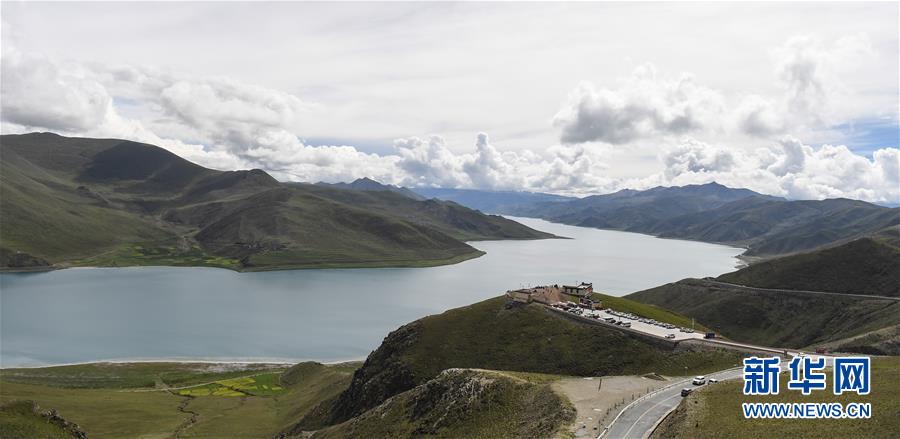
[503,215,750,268]
[0,357,367,370]
[0,250,488,275]
[1,218,749,275]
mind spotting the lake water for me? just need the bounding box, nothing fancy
[0,217,743,367]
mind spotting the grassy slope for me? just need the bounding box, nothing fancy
[0,400,84,439]
[0,148,176,263]
[401,297,734,379]
[628,279,900,351]
[628,237,900,352]
[0,133,550,270]
[650,197,900,257]
[652,357,900,439]
[816,325,900,357]
[717,237,900,297]
[0,362,358,438]
[181,362,357,438]
[299,296,742,429]
[0,381,185,437]
[309,369,575,439]
[0,362,287,389]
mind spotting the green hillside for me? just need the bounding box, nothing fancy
[651,197,899,257]
[717,236,900,296]
[0,362,359,438]
[628,278,900,352]
[297,369,574,439]
[652,357,900,439]
[0,400,86,439]
[294,296,742,429]
[0,133,553,271]
[628,237,900,353]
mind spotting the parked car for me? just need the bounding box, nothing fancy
[708,378,719,384]
[692,376,707,385]
[704,332,716,339]
[665,333,676,339]
[681,388,693,397]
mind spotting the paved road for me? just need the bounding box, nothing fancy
[601,358,836,439]
[704,280,900,302]
[601,368,743,439]
[546,302,844,439]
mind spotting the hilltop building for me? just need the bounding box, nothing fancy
[507,282,600,307]
[563,282,593,297]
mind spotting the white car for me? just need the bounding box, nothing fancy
[692,376,707,385]
[665,333,676,339]
[708,378,719,384]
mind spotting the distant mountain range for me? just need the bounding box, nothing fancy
[0,133,553,271]
[411,187,573,213]
[315,177,425,200]
[5,132,895,269]
[418,182,899,258]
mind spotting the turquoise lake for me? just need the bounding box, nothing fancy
[0,217,743,367]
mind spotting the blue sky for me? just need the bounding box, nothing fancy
[834,119,899,158]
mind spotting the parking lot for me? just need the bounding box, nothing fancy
[547,301,828,360]
[549,302,707,342]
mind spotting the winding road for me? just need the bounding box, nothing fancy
[541,285,867,439]
[600,357,838,439]
[599,368,743,439]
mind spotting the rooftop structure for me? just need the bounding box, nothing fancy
[562,282,593,296]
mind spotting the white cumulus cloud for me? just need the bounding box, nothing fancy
[553,64,725,145]
[735,34,875,137]
[662,139,735,180]
[1,47,111,132]
[1,43,896,204]
[653,136,899,203]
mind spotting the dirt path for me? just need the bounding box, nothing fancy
[552,375,676,438]
[171,393,199,439]
[158,373,257,439]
